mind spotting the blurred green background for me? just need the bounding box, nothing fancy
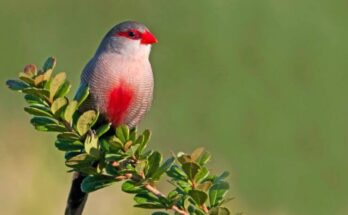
[1,0,348,214]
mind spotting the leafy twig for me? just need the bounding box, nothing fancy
[6,57,232,215]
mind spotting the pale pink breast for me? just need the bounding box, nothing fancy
[81,53,154,127]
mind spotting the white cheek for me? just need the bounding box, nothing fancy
[124,40,151,58]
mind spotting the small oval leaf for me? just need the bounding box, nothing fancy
[96,123,111,137]
[116,125,130,143]
[121,181,143,194]
[51,97,68,115]
[182,162,201,181]
[74,84,90,107]
[76,110,98,136]
[84,132,100,158]
[6,80,29,91]
[49,72,66,101]
[209,181,230,207]
[81,175,116,193]
[64,100,78,124]
[24,105,52,117]
[43,57,56,72]
[189,190,208,205]
[146,151,162,178]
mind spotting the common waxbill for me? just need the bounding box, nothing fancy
[79,20,157,128]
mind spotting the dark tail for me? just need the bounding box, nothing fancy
[65,172,88,215]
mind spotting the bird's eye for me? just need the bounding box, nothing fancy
[128,31,135,37]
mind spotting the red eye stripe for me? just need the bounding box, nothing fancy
[116,29,142,40]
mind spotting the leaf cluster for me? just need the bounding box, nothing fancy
[6,57,232,215]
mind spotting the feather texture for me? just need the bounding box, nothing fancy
[80,52,153,127]
[78,21,155,128]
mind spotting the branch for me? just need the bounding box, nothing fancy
[6,57,233,215]
[65,173,88,215]
[144,184,189,215]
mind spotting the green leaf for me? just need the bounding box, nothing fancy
[65,153,95,167]
[134,192,161,204]
[36,124,66,132]
[209,207,230,215]
[196,151,211,166]
[49,72,66,101]
[139,149,154,160]
[6,80,29,91]
[145,151,162,178]
[74,84,89,107]
[176,180,192,192]
[129,127,137,142]
[76,110,99,136]
[24,94,44,105]
[195,167,210,183]
[105,153,124,162]
[189,190,208,205]
[55,139,83,151]
[30,116,55,125]
[63,100,78,124]
[167,190,179,200]
[143,129,151,144]
[64,151,81,160]
[57,132,80,141]
[209,181,230,207]
[125,145,139,157]
[43,56,56,72]
[107,136,124,150]
[54,80,71,98]
[84,132,100,158]
[30,117,65,132]
[182,162,201,181]
[105,164,119,176]
[151,156,175,181]
[76,166,98,175]
[96,123,111,137]
[167,165,187,180]
[116,125,129,143]
[24,105,52,117]
[22,88,50,101]
[135,134,145,145]
[81,175,116,193]
[135,135,146,156]
[51,97,68,115]
[216,171,230,182]
[121,181,143,193]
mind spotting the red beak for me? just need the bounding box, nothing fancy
[141,31,158,45]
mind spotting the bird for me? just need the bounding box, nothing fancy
[79,20,157,128]
[66,21,157,215]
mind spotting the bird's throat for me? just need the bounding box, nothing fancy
[106,83,134,126]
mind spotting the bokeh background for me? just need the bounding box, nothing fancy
[1,0,348,214]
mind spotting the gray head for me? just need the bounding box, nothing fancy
[96,21,158,57]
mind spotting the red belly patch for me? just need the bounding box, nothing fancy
[106,83,134,126]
